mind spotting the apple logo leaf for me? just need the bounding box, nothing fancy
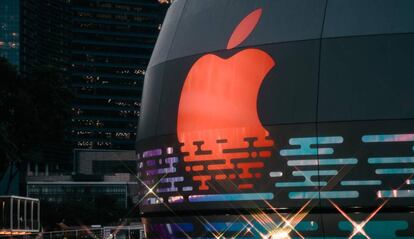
[227,8,262,50]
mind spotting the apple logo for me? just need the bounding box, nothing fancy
[177,8,275,191]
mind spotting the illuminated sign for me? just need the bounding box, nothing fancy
[177,8,274,191]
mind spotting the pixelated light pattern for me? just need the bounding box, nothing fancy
[146,157,178,176]
[137,130,414,238]
[279,136,343,156]
[139,147,188,205]
[276,170,337,188]
[137,132,414,206]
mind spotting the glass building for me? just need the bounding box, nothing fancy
[70,0,168,150]
[0,0,20,67]
[1,0,168,150]
[20,0,71,74]
[0,0,71,73]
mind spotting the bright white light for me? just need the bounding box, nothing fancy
[270,231,290,239]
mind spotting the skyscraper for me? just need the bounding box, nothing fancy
[1,0,167,151]
[70,0,167,150]
[0,0,70,73]
[20,0,71,74]
[0,0,20,66]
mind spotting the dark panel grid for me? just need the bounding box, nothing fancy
[318,34,414,122]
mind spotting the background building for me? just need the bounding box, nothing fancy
[0,0,71,73]
[0,0,168,229]
[1,0,168,151]
[20,0,71,75]
[0,0,20,66]
[26,150,138,226]
[70,0,168,150]
[1,0,167,195]
[27,149,138,208]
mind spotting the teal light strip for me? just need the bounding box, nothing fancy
[379,190,414,198]
[280,148,333,156]
[188,193,274,202]
[292,170,338,177]
[276,181,325,188]
[320,158,358,165]
[289,191,359,199]
[317,136,344,144]
[289,191,318,199]
[320,191,359,198]
[288,159,318,166]
[362,133,414,142]
[288,158,357,166]
[340,180,382,186]
[375,168,414,174]
[368,157,414,164]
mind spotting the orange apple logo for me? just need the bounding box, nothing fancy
[177,9,275,191]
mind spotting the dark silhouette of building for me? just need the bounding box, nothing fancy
[1,0,168,151]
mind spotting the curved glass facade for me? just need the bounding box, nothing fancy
[137,0,414,238]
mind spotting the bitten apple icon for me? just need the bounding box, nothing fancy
[177,9,275,191]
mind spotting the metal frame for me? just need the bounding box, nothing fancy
[0,195,40,235]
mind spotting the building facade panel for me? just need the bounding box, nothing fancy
[323,0,414,38]
[149,0,327,68]
[318,34,414,121]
